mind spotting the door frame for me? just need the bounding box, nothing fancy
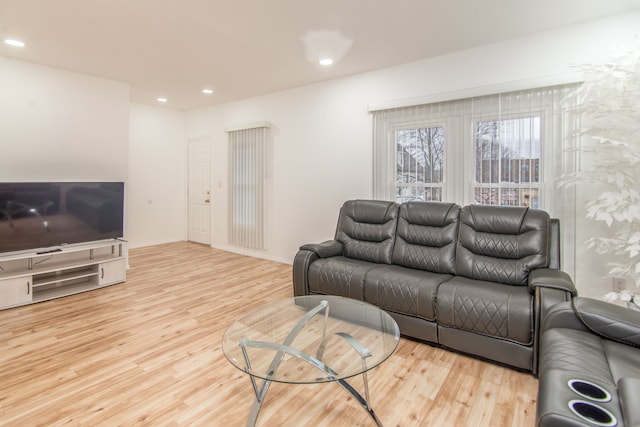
[186,137,212,245]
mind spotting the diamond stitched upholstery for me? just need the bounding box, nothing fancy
[335,200,399,264]
[436,276,533,344]
[292,199,571,373]
[456,204,550,285]
[539,328,613,384]
[392,201,460,274]
[308,256,375,300]
[364,265,452,320]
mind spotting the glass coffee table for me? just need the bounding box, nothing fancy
[222,295,400,426]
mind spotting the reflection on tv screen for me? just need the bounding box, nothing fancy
[0,182,124,254]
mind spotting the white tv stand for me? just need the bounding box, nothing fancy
[0,240,126,310]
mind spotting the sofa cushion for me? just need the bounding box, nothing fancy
[363,264,452,320]
[541,326,640,381]
[618,378,640,427]
[335,200,399,264]
[456,205,550,285]
[603,338,640,382]
[436,276,533,344]
[307,256,376,300]
[392,201,460,274]
[539,328,614,385]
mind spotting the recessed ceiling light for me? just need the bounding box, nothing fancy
[157,97,167,103]
[319,58,333,66]
[4,39,25,47]
[202,89,214,95]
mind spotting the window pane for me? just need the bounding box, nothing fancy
[395,127,444,202]
[473,187,539,207]
[474,117,540,207]
[396,185,442,202]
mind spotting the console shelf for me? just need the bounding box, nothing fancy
[33,268,98,287]
[0,240,127,310]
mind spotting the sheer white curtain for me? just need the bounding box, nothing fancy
[227,122,270,250]
[372,83,580,274]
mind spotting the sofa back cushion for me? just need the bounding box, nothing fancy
[392,201,460,274]
[455,205,550,285]
[335,200,399,264]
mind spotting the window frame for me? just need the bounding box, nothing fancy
[466,110,547,208]
[393,121,448,202]
[383,109,553,208]
[371,82,580,281]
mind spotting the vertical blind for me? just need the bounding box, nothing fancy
[372,84,579,208]
[228,122,269,250]
[372,83,580,275]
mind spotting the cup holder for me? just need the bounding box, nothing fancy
[568,400,617,426]
[568,379,612,402]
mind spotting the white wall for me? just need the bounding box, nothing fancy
[0,57,186,250]
[127,103,186,248]
[0,57,130,181]
[185,11,640,297]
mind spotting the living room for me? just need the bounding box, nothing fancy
[1,2,640,425]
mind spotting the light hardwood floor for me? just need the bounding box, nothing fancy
[0,242,538,426]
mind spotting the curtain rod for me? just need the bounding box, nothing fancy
[367,72,582,112]
[225,121,271,133]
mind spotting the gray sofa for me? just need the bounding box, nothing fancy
[293,199,576,373]
[537,297,640,427]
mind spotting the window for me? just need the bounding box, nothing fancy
[372,82,580,282]
[473,116,541,207]
[227,122,270,250]
[395,126,444,202]
[372,83,578,211]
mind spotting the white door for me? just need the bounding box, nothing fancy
[188,138,211,245]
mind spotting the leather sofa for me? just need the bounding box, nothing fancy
[293,199,577,373]
[537,297,640,427]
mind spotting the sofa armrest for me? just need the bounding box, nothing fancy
[299,240,344,258]
[530,269,576,374]
[529,268,577,296]
[540,301,588,334]
[293,241,344,297]
[573,297,640,347]
[293,249,316,296]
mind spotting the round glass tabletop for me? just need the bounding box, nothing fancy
[222,295,400,384]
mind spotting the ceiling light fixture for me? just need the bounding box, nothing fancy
[301,30,353,66]
[202,89,214,94]
[4,39,25,47]
[157,97,167,103]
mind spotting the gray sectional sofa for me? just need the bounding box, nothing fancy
[293,199,577,373]
[537,297,640,427]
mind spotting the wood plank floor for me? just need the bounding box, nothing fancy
[0,242,538,426]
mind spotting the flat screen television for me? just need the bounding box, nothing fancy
[0,182,124,254]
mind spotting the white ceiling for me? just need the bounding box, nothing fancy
[1,0,640,110]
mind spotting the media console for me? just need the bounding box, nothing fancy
[0,239,126,310]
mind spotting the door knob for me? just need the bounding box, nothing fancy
[205,199,210,203]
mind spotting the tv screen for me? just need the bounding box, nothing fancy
[0,182,124,254]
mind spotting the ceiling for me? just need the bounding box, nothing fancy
[1,0,640,110]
